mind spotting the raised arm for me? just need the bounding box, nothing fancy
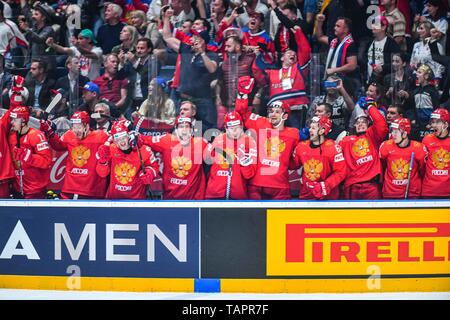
[313,14,329,45]
[162,8,181,53]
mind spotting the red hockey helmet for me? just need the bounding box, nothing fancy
[430,108,450,124]
[268,100,291,115]
[9,106,30,123]
[175,116,192,127]
[111,120,130,140]
[391,117,411,134]
[70,111,90,125]
[224,111,242,128]
[311,115,332,135]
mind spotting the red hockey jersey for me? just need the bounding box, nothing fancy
[339,106,388,187]
[48,130,109,198]
[235,97,299,189]
[143,134,207,200]
[0,109,14,182]
[292,139,347,199]
[379,140,427,199]
[8,128,52,196]
[96,144,159,199]
[205,133,257,199]
[421,134,450,197]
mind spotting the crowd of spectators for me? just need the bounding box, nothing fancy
[0,0,449,136]
[0,0,449,199]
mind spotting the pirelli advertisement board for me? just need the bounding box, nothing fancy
[267,208,450,277]
[0,201,449,293]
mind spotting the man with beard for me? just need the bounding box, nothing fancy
[141,116,208,200]
[421,108,450,198]
[206,111,257,199]
[18,1,56,77]
[8,106,51,198]
[235,76,299,200]
[96,120,159,200]
[379,118,427,199]
[218,36,256,116]
[40,111,109,199]
[292,115,347,200]
[339,99,388,199]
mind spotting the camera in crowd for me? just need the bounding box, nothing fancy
[324,80,337,89]
[236,2,247,15]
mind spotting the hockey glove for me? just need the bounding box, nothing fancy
[97,144,111,164]
[237,76,255,95]
[40,119,56,137]
[307,181,331,200]
[138,169,156,185]
[13,147,32,164]
[128,130,139,148]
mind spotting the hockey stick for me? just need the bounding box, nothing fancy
[335,130,348,144]
[404,152,415,199]
[90,112,114,120]
[215,147,233,200]
[42,93,62,120]
[16,132,24,197]
[134,116,154,200]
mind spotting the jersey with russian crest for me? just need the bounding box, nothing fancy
[142,134,208,200]
[421,134,450,197]
[379,140,427,198]
[292,139,347,199]
[235,96,300,189]
[205,132,257,199]
[47,130,109,198]
[339,105,388,187]
[97,144,159,199]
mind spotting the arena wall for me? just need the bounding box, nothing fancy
[0,201,449,293]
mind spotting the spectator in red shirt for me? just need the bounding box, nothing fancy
[93,53,129,116]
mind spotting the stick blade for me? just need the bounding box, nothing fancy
[45,93,63,114]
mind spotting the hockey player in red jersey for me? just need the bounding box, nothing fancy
[292,116,347,200]
[205,111,257,199]
[421,108,450,198]
[235,76,299,200]
[8,106,52,198]
[141,116,208,200]
[40,111,109,199]
[339,99,388,199]
[379,118,427,199]
[96,120,159,200]
[0,108,15,197]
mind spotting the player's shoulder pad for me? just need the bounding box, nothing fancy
[412,141,423,149]
[324,140,334,147]
[300,140,309,145]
